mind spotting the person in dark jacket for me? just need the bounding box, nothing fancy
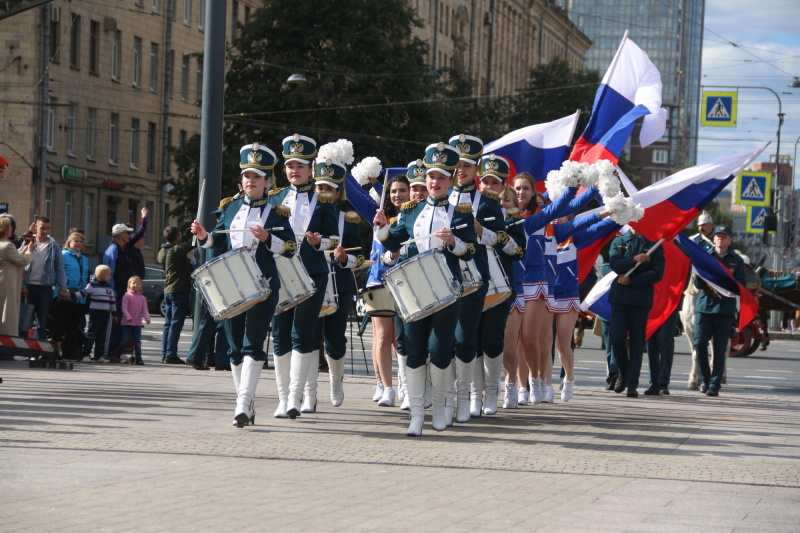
[158,225,194,365]
[608,228,665,397]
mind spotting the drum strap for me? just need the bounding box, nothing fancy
[472,190,482,216]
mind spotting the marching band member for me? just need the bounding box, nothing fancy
[373,143,476,436]
[447,135,506,423]
[310,159,365,409]
[268,134,339,419]
[473,155,526,415]
[191,143,296,428]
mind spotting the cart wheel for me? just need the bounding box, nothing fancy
[729,327,752,357]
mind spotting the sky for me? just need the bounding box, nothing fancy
[698,0,800,188]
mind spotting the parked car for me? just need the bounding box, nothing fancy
[143,264,197,317]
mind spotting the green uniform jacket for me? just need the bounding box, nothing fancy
[694,248,746,316]
[608,232,665,308]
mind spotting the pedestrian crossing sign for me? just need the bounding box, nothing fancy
[736,171,771,207]
[746,205,769,233]
[701,91,737,127]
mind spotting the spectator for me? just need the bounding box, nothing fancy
[127,207,149,279]
[0,216,36,336]
[114,275,150,365]
[0,214,29,249]
[21,216,68,339]
[73,264,118,362]
[158,225,193,365]
[103,222,134,352]
[53,232,90,359]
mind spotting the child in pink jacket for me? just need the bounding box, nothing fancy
[117,276,151,365]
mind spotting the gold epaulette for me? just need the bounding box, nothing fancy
[218,196,234,210]
[389,216,399,227]
[345,210,362,224]
[275,204,291,218]
[455,202,473,214]
[317,191,336,203]
[496,230,509,245]
[355,255,365,268]
[400,199,420,211]
[506,207,522,219]
[465,242,476,254]
[268,187,286,196]
[482,189,500,202]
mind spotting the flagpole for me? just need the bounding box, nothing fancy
[623,237,665,277]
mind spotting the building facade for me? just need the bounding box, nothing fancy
[566,0,705,184]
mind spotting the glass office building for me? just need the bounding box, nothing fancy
[567,0,705,181]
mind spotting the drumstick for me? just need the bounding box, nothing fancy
[374,169,389,230]
[215,227,285,234]
[192,179,206,246]
[482,217,496,222]
[324,247,361,254]
[401,224,468,245]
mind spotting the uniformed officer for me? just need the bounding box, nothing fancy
[269,134,339,419]
[191,143,296,428]
[684,211,715,389]
[374,143,476,436]
[693,224,745,397]
[608,228,665,397]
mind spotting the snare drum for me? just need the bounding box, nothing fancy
[193,248,271,321]
[382,249,461,323]
[359,286,396,317]
[319,264,338,317]
[460,259,483,296]
[483,248,511,311]
[274,254,317,315]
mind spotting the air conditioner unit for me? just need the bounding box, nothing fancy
[103,17,117,32]
[51,6,61,23]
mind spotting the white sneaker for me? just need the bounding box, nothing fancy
[517,387,530,406]
[503,381,519,409]
[561,379,574,402]
[543,386,554,403]
[531,377,543,404]
[377,386,396,407]
[372,382,384,402]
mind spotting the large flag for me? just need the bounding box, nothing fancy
[677,234,759,332]
[345,167,407,221]
[570,32,667,165]
[483,111,580,192]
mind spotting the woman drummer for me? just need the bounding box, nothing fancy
[307,158,364,410]
[191,143,296,428]
[373,143,476,436]
[268,134,339,419]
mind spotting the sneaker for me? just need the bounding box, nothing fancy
[531,378,544,404]
[542,386,554,404]
[503,381,519,409]
[561,379,574,402]
[517,387,530,406]
[643,385,660,396]
[377,387,396,407]
[372,382,384,402]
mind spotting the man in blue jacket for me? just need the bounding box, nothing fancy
[21,216,68,339]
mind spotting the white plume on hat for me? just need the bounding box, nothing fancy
[352,157,383,186]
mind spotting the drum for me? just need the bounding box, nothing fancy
[319,264,338,317]
[483,249,511,311]
[274,254,317,315]
[359,286,396,317]
[382,249,461,323]
[460,259,483,296]
[193,248,271,321]
[352,259,376,272]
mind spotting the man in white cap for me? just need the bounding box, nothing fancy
[691,211,714,252]
[102,222,135,361]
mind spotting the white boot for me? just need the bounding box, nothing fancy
[430,363,450,432]
[455,358,474,423]
[445,362,456,426]
[399,355,410,410]
[424,363,433,409]
[405,365,426,437]
[470,355,484,418]
[287,350,315,419]
[273,353,290,418]
[234,357,262,428]
[327,355,345,407]
[483,354,503,415]
[231,361,243,426]
[301,352,319,413]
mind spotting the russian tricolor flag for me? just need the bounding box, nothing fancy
[484,111,580,192]
[345,168,407,221]
[569,32,667,165]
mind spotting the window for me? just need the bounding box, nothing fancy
[181,54,189,101]
[83,192,93,243]
[198,0,205,29]
[128,199,138,226]
[168,49,175,98]
[45,98,56,151]
[64,190,74,239]
[652,170,666,182]
[147,122,157,172]
[130,118,140,169]
[653,149,669,164]
[44,188,53,220]
[67,102,77,155]
[231,1,239,40]
[183,0,191,25]
[111,30,121,81]
[89,20,99,74]
[86,107,96,159]
[109,113,119,164]
[149,43,159,92]
[168,0,175,20]
[133,36,142,87]
[244,5,250,23]
[179,129,187,176]
[166,126,172,176]
[69,13,81,68]
[152,0,160,13]
[49,14,60,62]
[195,59,202,102]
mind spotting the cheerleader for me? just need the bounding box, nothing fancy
[191,143,296,428]
[373,143,476,436]
[268,134,339,419]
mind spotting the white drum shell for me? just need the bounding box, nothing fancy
[274,254,317,315]
[460,259,483,296]
[193,248,271,321]
[360,286,396,317]
[382,250,461,323]
[483,248,512,311]
[319,266,338,317]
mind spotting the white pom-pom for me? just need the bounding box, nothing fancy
[318,142,343,165]
[604,193,628,225]
[335,139,355,165]
[597,166,621,198]
[627,198,645,222]
[352,156,383,186]
[545,169,567,198]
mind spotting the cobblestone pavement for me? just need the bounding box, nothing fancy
[2,322,799,532]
